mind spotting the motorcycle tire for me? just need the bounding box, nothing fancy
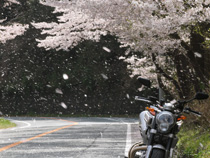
[150,149,165,158]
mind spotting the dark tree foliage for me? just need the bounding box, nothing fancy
[0,0,62,24]
[0,32,142,115]
[0,0,143,115]
[0,0,143,116]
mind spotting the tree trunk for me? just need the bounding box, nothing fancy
[173,52,192,99]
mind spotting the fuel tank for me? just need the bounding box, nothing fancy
[139,110,154,144]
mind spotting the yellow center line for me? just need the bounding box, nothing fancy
[0,118,78,152]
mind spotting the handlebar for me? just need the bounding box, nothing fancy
[135,96,158,103]
[135,96,152,103]
[135,95,205,117]
[184,107,202,116]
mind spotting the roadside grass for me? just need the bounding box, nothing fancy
[0,118,16,129]
[177,125,210,158]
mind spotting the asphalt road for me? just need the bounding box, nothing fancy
[0,117,142,158]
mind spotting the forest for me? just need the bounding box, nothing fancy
[0,0,209,116]
[0,0,160,116]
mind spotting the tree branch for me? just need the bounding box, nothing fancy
[151,53,183,97]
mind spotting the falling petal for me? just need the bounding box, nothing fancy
[194,52,202,58]
[102,46,111,52]
[63,74,69,80]
[126,94,130,99]
[61,102,67,109]
[101,73,108,80]
[40,97,47,101]
[55,88,63,95]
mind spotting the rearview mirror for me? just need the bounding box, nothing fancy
[194,92,209,100]
[137,77,151,88]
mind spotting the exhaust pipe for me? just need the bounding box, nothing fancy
[128,142,147,158]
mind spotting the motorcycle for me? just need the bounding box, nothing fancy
[128,77,209,158]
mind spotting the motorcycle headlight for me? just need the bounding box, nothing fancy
[156,111,175,133]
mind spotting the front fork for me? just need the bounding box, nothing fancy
[146,116,176,158]
[128,116,178,158]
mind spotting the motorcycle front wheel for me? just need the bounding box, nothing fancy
[150,149,165,158]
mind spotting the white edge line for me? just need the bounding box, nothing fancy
[8,119,31,130]
[124,123,132,158]
[78,122,138,125]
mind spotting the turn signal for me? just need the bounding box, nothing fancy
[177,115,187,121]
[146,107,154,112]
[146,107,156,116]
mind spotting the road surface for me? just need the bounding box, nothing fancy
[0,117,142,158]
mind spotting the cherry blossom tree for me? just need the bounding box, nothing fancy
[0,0,29,43]
[32,0,210,98]
[1,0,210,98]
[0,23,29,43]
[31,0,108,51]
[35,0,210,53]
